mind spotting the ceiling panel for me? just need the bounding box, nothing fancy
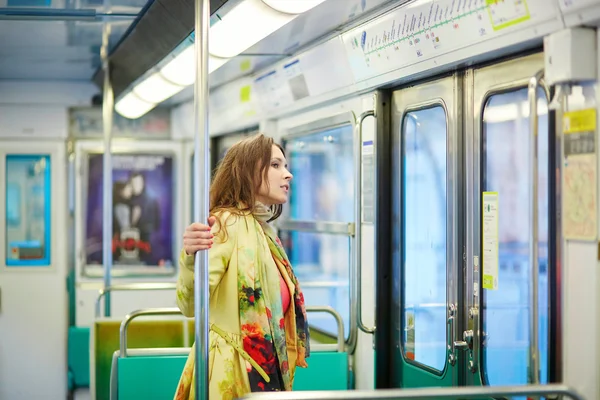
[0,0,142,81]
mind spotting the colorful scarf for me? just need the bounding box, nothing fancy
[239,203,310,392]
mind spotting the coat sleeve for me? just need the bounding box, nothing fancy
[175,212,237,317]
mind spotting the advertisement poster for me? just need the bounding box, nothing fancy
[85,153,174,274]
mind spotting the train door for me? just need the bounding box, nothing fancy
[386,52,555,391]
[390,74,461,388]
[466,52,553,389]
[0,141,68,399]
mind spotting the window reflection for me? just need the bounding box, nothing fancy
[283,124,354,338]
[5,155,51,266]
[482,88,549,387]
[402,106,447,372]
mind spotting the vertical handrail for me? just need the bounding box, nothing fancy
[193,0,210,398]
[355,110,376,335]
[528,69,544,387]
[101,21,114,318]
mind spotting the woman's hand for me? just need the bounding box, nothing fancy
[183,216,216,255]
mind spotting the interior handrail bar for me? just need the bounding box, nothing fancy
[305,305,345,352]
[95,283,177,318]
[235,384,584,400]
[119,307,183,357]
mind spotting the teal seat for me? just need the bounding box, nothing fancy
[293,352,349,391]
[68,327,91,388]
[112,350,348,398]
[117,354,187,399]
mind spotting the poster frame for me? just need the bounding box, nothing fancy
[74,140,184,280]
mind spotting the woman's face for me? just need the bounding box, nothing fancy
[121,183,132,199]
[256,145,293,206]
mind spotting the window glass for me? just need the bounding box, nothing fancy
[284,124,354,338]
[6,155,51,266]
[482,87,549,386]
[402,106,447,371]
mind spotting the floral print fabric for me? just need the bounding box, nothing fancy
[173,204,310,400]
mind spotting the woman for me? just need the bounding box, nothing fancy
[174,134,310,400]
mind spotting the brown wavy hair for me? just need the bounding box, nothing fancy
[209,133,285,239]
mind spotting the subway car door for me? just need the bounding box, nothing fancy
[0,142,68,398]
[465,52,555,390]
[389,74,462,389]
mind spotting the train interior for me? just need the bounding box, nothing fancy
[1,0,600,399]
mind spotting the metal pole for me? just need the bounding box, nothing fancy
[101,22,114,318]
[193,0,210,397]
[528,70,544,387]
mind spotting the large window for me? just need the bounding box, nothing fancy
[5,155,51,266]
[482,87,549,386]
[282,124,354,338]
[401,106,448,372]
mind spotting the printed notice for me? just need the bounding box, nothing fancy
[486,0,530,31]
[482,192,499,290]
[563,108,597,241]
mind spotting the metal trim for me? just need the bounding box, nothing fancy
[355,110,376,336]
[277,220,355,236]
[391,74,460,382]
[236,384,585,400]
[306,305,345,353]
[119,307,184,357]
[95,283,177,318]
[284,112,356,140]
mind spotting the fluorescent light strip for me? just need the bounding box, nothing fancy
[116,0,322,119]
[160,47,229,86]
[261,0,326,14]
[209,0,296,58]
[115,92,157,119]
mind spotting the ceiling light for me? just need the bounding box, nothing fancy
[209,0,296,58]
[160,46,229,86]
[132,72,185,104]
[115,92,156,119]
[261,0,326,14]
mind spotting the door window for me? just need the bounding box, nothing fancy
[481,87,549,386]
[5,155,51,266]
[282,124,354,339]
[401,106,447,372]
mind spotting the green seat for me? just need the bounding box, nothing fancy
[111,350,348,398]
[68,326,91,388]
[94,319,188,400]
[116,353,188,399]
[293,352,349,391]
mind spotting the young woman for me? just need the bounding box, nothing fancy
[174,134,310,400]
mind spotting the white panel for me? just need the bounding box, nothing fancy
[296,37,355,98]
[562,35,600,400]
[0,106,68,138]
[355,98,376,390]
[559,0,600,12]
[563,242,600,399]
[0,80,97,106]
[171,101,195,140]
[341,0,558,82]
[0,141,68,400]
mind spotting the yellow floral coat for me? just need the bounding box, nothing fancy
[173,209,310,400]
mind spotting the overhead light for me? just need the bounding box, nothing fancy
[115,92,156,119]
[160,46,229,86]
[133,72,185,103]
[262,0,326,14]
[209,0,296,58]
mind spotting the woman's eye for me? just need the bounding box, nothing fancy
[271,163,279,168]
